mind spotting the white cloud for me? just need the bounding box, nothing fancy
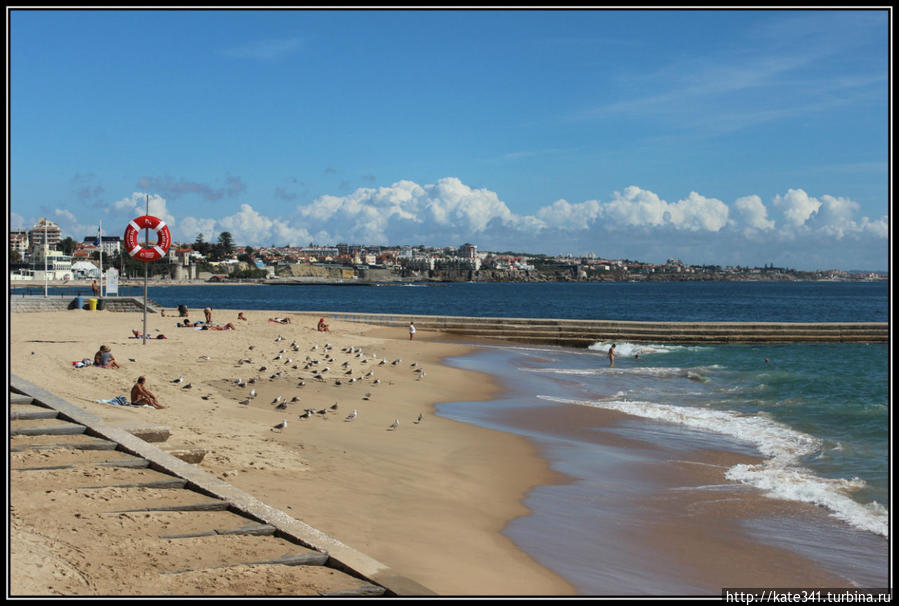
[112,192,175,227]
[32,177,884,270]
[734,195,775,231]
[773,188,822,227]
[669,191,730,231]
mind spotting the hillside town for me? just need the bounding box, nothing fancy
[9,217,888,286]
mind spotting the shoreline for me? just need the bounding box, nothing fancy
[436,343,889,593]
[9,307,887,595]
[9,308,576,595]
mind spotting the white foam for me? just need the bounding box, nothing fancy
[539,395,889,538]
[587,341,702,357]
[522,366,719,381]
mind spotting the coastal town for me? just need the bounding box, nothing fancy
[10,217,887,287]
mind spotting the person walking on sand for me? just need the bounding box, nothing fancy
[409,321,416,341]
[131,376,166,409]
[204,307,213,324]
[608,344,616,368]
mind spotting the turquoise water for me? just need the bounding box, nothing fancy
[438,339,890,592]
[30,280,887,590]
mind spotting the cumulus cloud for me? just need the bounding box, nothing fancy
[112,193,175,227]
[597,187,729,232]
[35,176,883,270]
[773,188,822,227]
[734,195,775,231]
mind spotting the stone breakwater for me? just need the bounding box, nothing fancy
[299,311,889,345]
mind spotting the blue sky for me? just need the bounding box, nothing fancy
[9,9,890,270]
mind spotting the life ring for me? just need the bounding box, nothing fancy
[124,215,171,262]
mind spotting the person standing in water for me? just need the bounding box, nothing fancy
[608,344,616,367]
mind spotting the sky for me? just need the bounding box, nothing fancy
[8,8,891,271]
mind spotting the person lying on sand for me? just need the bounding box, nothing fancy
[131,376,166,409]
[268,317,291,324]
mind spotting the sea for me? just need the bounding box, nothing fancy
[19,280,890,592]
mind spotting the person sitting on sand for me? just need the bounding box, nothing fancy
[237,312,247,321]
[317,317,330,333]
[131,376,165,409]
[94,345,120,368]
[177,304,189,318]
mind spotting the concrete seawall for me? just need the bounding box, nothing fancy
[298,311,889,345]
[9,295,161,314]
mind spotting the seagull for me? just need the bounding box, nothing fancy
[345,409,357,421]
[247,377,256,384]
[290,396,301,402]
[329,402,339,411]
[298,380,306,387]
[272,419,287,431]
[298,410,311,419]
[199,355,211,360]
[272,395,283,404]
[275,335,283,342]
[248,345,255,350]
[249,389,257,398]
[411,362,417,367]
[365,370,374,377]
[172,376,184,383]
[234,377,243,385]
[415,413,423,424]
[362,392,372,400]
[388,419,399,431]
[378,360,386,366]
[129,358,136,362]
[239,398,250,405]
[373,379,381,385]
[182,383,192,389]
[276,401,288,410]
[258,366,267,372]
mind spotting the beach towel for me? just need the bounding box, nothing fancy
[97,396,151,407]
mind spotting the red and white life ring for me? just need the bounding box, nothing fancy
[124,215,172,262]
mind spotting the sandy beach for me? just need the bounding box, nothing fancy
[9,307,576,596]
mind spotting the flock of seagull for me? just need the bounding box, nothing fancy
[180,332,427,434]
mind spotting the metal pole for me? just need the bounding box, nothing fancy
[43,221,48,297]
[99,220,104,297]
[143,195,149,344]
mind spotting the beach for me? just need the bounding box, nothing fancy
[9,307,575,596]
[9,305,889,595]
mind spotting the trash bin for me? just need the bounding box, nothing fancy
[73,296,83,310]
[96,298,106,311]
[88,298,98,311]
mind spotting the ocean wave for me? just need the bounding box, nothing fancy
[538,395,889,538]
[587,341,705,357]
[522,366,718,382]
